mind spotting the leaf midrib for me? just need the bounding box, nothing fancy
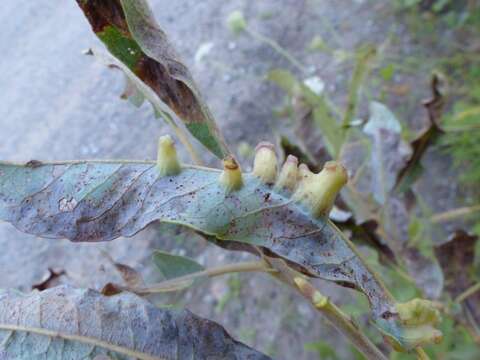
[0,323,164,360]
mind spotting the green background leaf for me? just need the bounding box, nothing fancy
[153,250,204,280]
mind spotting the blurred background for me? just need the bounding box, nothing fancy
[0,1,479,359]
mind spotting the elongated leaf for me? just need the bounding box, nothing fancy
[0,285,269,359]
[77,0,229,159]
[153,250,204,280]
[0,159,407,346]
[341,45,376,129]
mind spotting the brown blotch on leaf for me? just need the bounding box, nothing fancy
[76,0,128,34]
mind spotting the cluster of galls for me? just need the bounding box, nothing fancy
[157,136,348,219]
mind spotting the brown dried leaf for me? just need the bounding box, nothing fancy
[395,74,445,192]
[435,230,480,327]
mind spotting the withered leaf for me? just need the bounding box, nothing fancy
[0,160,407,345]
[395,74,445,192]
[77,0,229,159]
[101,250,145,288]
[342,103,444,298]
[0,285,270,359]
[435,230,480,328]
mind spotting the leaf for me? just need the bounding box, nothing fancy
[77,0,229,159]
[342,104,444,298]
[0,159,408,345]
[434,230,480,329]
[341,45,376,129]
[363,101,412,205]
[266,69,298,96]
[88,48,177,127]
[31,268,66,291]
[268,69,343,157]
[120,75,146,107]
[0,285,270,359]
[102,251,145,288]
[394,74,445,192]
[152,250,204,280]
[382,195,444,299]
[304,340,339,359]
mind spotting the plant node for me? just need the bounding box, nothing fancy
[294,277,328,308]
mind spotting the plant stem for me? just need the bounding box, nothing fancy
[415,347,430,360]
[323,221,432,359]
[263,256,388,359]
[293,276,388,360]
[245,28,307,73]
[341,45,376,129]
[455,282,480,303]
[132,260,271,295]
[430,204,480,223]
[444,124,480,132]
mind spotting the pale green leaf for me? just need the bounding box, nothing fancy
[152,250,204,281]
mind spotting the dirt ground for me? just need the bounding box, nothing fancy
[0,1,471,359]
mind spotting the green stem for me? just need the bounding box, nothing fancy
[430,204,480,223]
[341,46,376,129]
[246,28,307,73]
[455,282,480,304]
[132,260,271,295]
[415,347,431,360]
[262,256,388,359]
[444,124,480,132]
[292,276,388,360]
